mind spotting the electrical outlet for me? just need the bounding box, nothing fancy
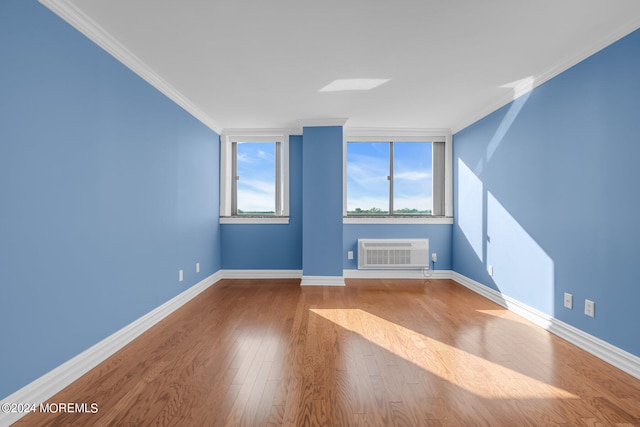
[348,251,354,260]
[179,269,184,282]
[585,299,595,318]
[563,292,573,309]
[431,253,437,263]
[196,262,200,273]
[487,265,494,276]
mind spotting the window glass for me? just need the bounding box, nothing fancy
[393,142,432,214]
[346,142,389,215]
[236,142,276,215]
[346,141,434,216]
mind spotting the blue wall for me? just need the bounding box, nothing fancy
[453,29,640,357]
[344,224,452,271]
[302,126,344,277]
[221,135,302,269]
[0,0,221,398]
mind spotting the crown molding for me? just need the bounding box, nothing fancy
[345,127,451,143]
[297,118,349,130]
[451,16,640,134]
[345,127,451,137]
[220,128,299,138]
[38,0,223,134]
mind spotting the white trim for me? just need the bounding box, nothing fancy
[451,18,640,134]
[220,217,289,224]
[300,275,346,286]
[220,269,302,279]
[450,272,640,380]
[343,216,453,225]
[220,128,300,138]
[283,138,290,217]
[342,129,348,218]
[345,127,450,142]
[344,269,453,279]
[297,118,348,130]
[219,136,232,217]
[0,271,223,426]
[38,0,222,134]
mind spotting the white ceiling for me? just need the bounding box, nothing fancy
[47,0,640,133]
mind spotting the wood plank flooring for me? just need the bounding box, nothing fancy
[15,279,640,426]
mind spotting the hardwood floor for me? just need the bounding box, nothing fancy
[15,279,640,426]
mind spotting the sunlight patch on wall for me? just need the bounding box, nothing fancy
[487,192,555,315]
[500,76,535,100]
[457,158,484,261]
[487,77,534,162]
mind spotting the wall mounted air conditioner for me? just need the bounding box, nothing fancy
[357,239,429,269]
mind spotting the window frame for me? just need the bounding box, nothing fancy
[343,128,453,224]
[220,130,290,224]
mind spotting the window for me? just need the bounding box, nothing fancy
[232,141,283,215]
[344,130,452,223]
[220,131,289,223]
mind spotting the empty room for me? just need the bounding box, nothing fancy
[2,0,640,425]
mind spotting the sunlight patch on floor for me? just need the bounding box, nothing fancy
[310,308,577,400]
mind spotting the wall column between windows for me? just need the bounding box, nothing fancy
[300,125,345,286]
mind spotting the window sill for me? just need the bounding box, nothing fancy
[220,216,290,224]
[343,216,453,225]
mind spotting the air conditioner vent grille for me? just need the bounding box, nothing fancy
[357,239,429,269]
[366,249,411,265]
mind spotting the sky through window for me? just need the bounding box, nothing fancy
[347,141,432,215]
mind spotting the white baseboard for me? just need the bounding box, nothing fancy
[300,275,346,286]
[220,269,302,279]
[221,270,345,286]
[343,269,453,279]
[0,271,223,426]
[450,271,640,380]
[219,270,450,285]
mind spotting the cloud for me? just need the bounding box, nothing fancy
[235,177,276,212]
[237,152,254,164]
[256,149,274,161]
[394,171,432,181]
[237,142,275,164]
[237,194,274,212]
[347,154,389,188]
[238,178,274,194]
